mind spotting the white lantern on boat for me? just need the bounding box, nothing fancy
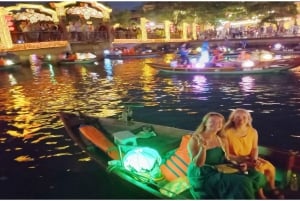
[170,60,178,67]
[242,60,255,68]
[260,52,273,61]
[122,147,163,180]
[274,43,283,50]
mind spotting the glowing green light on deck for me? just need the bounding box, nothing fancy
[123,147,161,173]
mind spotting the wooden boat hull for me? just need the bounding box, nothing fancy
[0,52,21,70]
[105,53,161,60]
[147,57,300,75]
[59,112,300,199]
[58,58,97,65]
[0,64,20,70]
[271,50,300,55]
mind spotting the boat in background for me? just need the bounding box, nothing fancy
[59,111,300,199]
[269,42,300,55]
[0,52,21,70]
[57,52,98,65]
[105,52,161,60]
[28,54,55,66]
[57,58,98,65]
[104,47,161,60]
[28,52,99,66]
[147,56,300,75]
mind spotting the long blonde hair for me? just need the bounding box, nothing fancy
[194,112,225,137]
[224,108,253,130]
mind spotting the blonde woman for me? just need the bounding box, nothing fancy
[187,112,266,199]
[223,108,284,199]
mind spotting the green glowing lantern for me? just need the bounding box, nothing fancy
[122,147,162,180]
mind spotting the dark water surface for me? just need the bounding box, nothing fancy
[1,55,300,199]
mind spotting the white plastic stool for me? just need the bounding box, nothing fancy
[113,130,137,146]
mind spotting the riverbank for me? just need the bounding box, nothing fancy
[8,41,111,64]
[8,36,300,64]
[112,36,300,50]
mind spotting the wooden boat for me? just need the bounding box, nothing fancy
[57,58,97,65]
[59,111,300,199]
[104,52,161,60]
[0,52,21,70]
[147,57,300,75]
[28,54,55,66]
[0,64,20,70]
[271,49,300,55]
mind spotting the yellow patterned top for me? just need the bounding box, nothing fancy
[224,127,257,156]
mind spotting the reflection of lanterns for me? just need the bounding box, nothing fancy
[240,76,255,92]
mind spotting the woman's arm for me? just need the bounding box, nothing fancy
[250,129,259,162]
[188,135,207,167]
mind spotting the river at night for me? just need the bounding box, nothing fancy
[1,54,300,199]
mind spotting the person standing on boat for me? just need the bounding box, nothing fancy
[223,108,284,199]
[187,112,266,199]
[178,43,191,66]
[196,41,210,68]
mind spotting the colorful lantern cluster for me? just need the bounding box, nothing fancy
[13,9,53,23]
[66,4,103,20]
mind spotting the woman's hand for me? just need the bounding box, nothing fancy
[194,135,207,150]
[239,162,248,174]
[198,136,208,150]
[239,162,247,171]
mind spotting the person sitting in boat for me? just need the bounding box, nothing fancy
[122,48,130,55]
[238,50,251,61]
[128,47,135,55]
[223,108,284,199]
[178,43,191,66]
[206,46,224,67]
[187,112,266,199]
[65,52,77,61]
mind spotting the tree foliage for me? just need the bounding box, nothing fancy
[110,10,133,27]
[109,2,299,30]
[242,2,298,30]
[142,2,251,27]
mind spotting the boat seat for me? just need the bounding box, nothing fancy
[113,130,137,146]
[113,130,138,153]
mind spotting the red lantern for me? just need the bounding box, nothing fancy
[5,15,15,32]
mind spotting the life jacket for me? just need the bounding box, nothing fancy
[0,58,5,66]
[160,134,192,181]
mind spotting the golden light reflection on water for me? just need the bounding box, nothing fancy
[79,157,92,162]
[14,155,34,162]
[239,76,255,92]
[1,54,300,169]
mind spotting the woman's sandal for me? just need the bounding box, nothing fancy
[270,189,285,199]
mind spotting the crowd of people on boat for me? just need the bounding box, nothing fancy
[176,41,275,69]
[58,51,97,61]
[182,108,285,199]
